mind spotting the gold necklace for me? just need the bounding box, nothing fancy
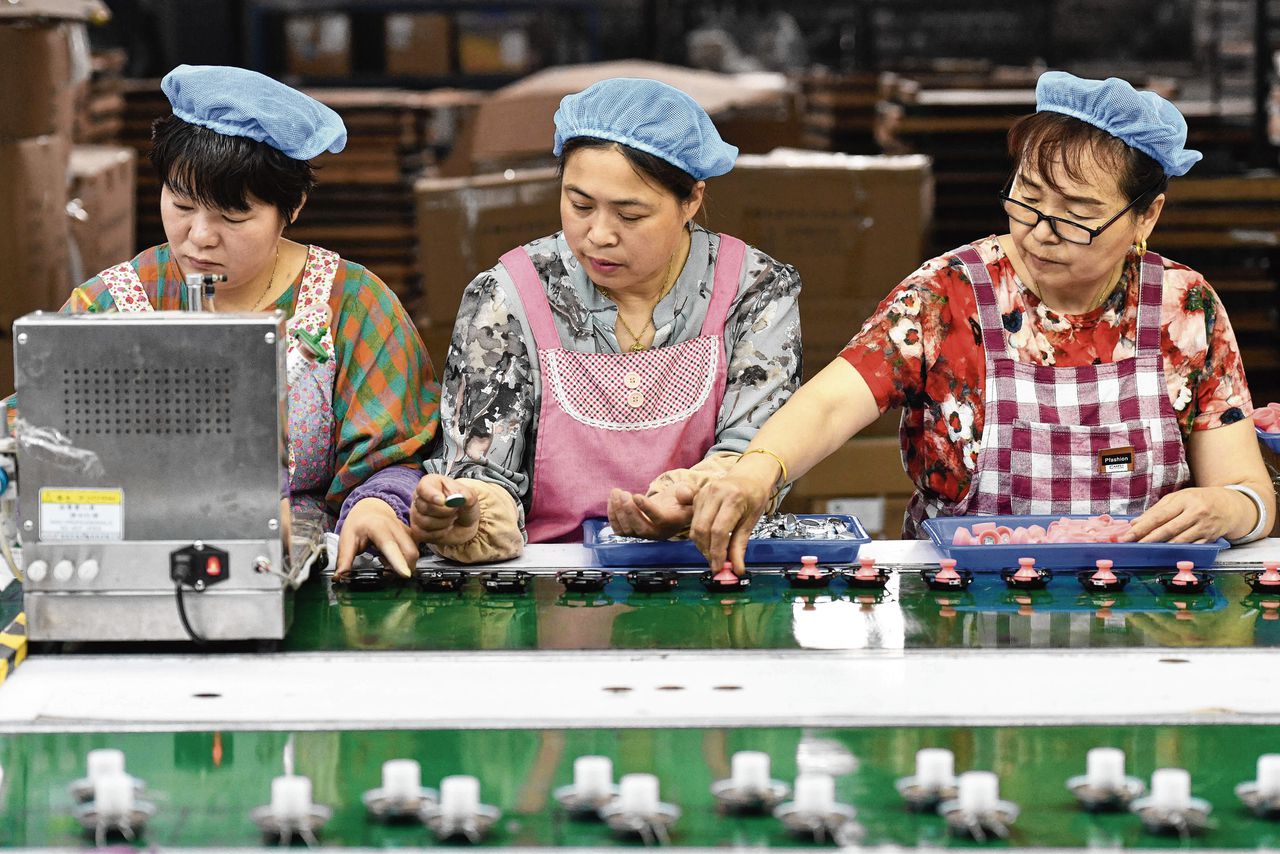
[597,252,677,353]
[250,244,281,311]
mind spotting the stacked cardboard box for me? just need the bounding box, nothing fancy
[0,0,106,395]
[283,13,351,79]
[449,60,799,175]
[68,145,135,282]
[74,47,126,144]
[412,168,562,369]
[295,88,483,304]
[119,78,166,250]
[877,85,1034,258]
[385,12,452,77]
[706,150,933,378]
[796,70,881,154]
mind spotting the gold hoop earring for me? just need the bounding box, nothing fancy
[1135,236,1147,257]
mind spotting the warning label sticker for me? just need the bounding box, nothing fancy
[39,488,124,541]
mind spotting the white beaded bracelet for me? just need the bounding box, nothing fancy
[1224,483,1271,545]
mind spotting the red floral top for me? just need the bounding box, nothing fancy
[840,236,1253,506]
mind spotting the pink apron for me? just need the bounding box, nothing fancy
[904,244,1190,536]
[500,235,744,543]
[101,247,340,518]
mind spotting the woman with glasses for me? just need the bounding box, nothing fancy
[690,71,1275,570]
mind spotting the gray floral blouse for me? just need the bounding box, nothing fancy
[424,225,802,516]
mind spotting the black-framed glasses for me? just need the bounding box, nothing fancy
[998,179,1156,246]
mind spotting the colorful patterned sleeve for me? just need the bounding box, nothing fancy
[1158,263,1253,433]
[327,261,441,515]
[712,246,803,453]
[422,268,536,512]
[839,255,954,410]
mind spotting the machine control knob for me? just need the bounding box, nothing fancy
[77,559,100,582]
[26,560,48,582]
[53,559,74,582]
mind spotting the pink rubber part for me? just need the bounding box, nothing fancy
[1259,560,1280,585]
[936,558,960,581]
[797,555,820,578]
[971,522,998,535]
[952,527,975,546]
[854,556,879,580]
[1012,556,1039,581]
[713,561,738,583]
[1091,559,1117,582]
[978,530,1000,546]
[1172,560,1198,584]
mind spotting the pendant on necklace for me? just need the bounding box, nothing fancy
[629,341,645,353]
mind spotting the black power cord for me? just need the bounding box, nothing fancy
[173,582,208,645]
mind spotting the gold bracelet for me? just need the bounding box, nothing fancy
[740,447,788,490]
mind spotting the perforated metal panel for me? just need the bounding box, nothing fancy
[59,365,234,437]
[14,311,287,542]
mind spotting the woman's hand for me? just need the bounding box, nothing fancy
[1124,486,1252,543]
[410,474,481,546]
[607,483,695,540]
[689,455,779,573]
[334,497,418,579]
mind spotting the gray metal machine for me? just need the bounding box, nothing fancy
[13,310,299,642]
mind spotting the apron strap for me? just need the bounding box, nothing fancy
[1134,250,1165,354]
[101,261,153,313]
[953,245,1008,359]
[501,247,563,350]
[700,234,746,337]
[285,246,339,352]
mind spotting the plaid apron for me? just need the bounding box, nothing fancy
[904,244,1190,537]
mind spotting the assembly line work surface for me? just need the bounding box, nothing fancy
[281,544,1280,654]
[2,724,1279,849]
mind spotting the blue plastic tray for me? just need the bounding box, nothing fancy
[921,514,1229,572]
[582,515,870,567]
[1258,426,1280,453]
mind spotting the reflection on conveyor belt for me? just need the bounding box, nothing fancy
[286,556,1280,653]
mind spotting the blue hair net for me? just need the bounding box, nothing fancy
[553,78,738,180]
[1035,71,1201,177]
[161,65,346,160]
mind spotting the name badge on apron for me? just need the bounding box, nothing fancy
[1098,446,1136,474]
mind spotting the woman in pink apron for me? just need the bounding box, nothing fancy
[338,78,803,569]
[11,66,439,537]
[692,71,1275,571]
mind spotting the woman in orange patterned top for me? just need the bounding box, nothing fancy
[691,71,1275,571]
[8,65,440,541]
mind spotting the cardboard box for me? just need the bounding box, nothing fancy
[284,13,351,78]
[0,135,71,396]
[69,144,136,280]
[414,167,561,326]
[456,10,534,75]
[784,435,914,501]
[385,12,452,77]
[0,21,83,139]
[459,60,794,173]
[707,151,933,303]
